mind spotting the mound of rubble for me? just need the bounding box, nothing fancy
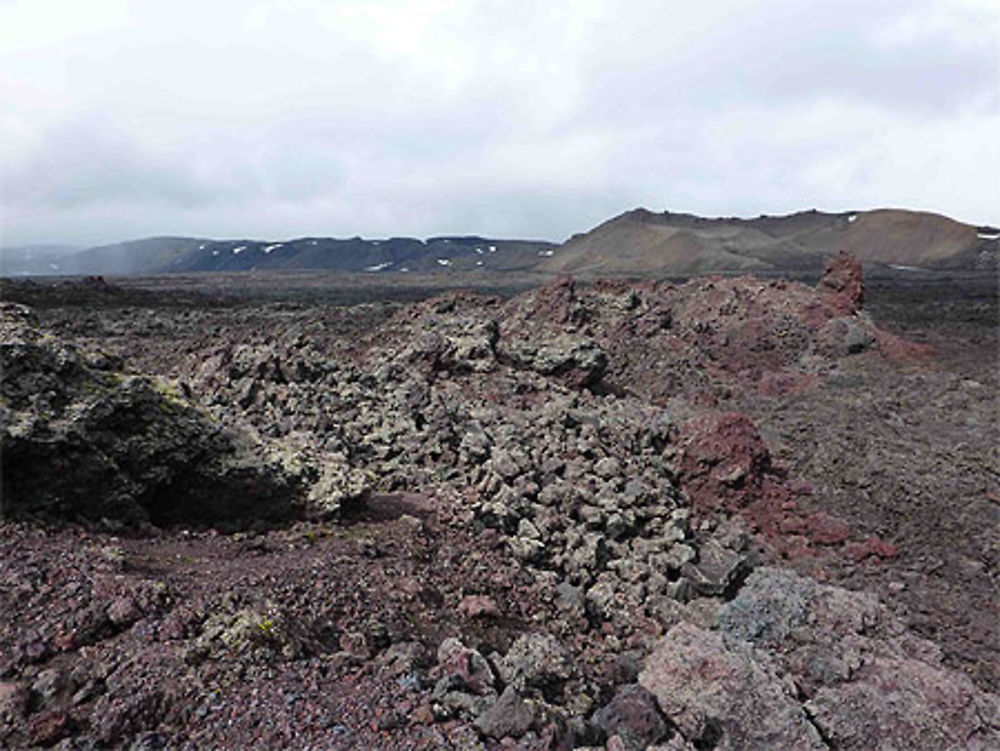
[176,252,899,571]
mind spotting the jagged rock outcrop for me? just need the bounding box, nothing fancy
[0,303,298,525]
[816,249,865,314]
[720,568,1000,750]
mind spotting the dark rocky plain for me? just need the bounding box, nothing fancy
[1,259,997,750]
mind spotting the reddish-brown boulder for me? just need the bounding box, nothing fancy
[817,250,865,314]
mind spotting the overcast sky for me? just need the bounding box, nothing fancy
[2,0,998,247]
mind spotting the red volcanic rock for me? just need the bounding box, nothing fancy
[875,330,935,362]
[639,623,826,749]
[27,710,72,747]
[433,638,496,696]
[846,536,900,562]
[756,371,820,397]
[0,682,26,720]
[801,512,852,546]
[676,411,876,563]
[676,412,773,514]
[457,595,500,620]
[817,251,865,314]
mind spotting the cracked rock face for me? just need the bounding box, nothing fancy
[640,622,826,750]
[723,568,1000,751]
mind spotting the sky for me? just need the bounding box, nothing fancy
[2,0,998,247]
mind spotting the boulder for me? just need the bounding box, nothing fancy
[675,411,773,514]
[639,622,825,750]
[474,686,535,740]
[681,539,750,597]
[717,567,813,647]
[404,315,499,374]
[816,314,876,356]
[718,568,1000,750]
[435,638,497,696]
[497,632,574,693]
[502,336,608,388]
[591,684,669,751]
[806,657,1000,750]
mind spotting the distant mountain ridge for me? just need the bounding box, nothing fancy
[1,207,995,278]
[0,235,557,277]
[0,244,83,276]
[165,235,555,275]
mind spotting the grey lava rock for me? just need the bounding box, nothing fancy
[404,315,499,374]
[555,581,587,619]
[497,632,574,693]
[591,684,669,751]
[718,568,1000,750]
[717,567,813,646]
[817,315,876,357]
[502,336,608,388]
[681,539,750,597]
[187,606,316,663]
[474,686,536,740]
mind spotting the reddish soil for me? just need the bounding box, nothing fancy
[736,279,999,689]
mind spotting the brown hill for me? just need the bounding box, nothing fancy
[828,209,978,265]
[542,207,993,276]
[539,211,768,275]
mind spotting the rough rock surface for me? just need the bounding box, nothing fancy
[817,250,865,314]
[635,567,1000,750]
[0,263,996,750]
[640,622,826,750]
[591,685,669,750]
[720,568,1000,750]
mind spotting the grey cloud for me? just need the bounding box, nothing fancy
[727,23,996,113]
[7,117,255,210]
[580,0,996,123]
[1,0,997,247]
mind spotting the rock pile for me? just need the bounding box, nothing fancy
[177,290,764,631]
[170,259,895,578]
